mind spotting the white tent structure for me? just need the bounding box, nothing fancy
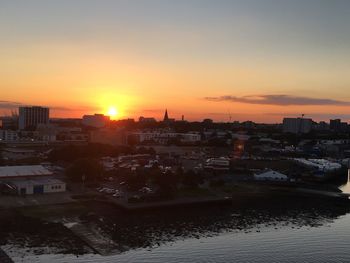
[254,170,288,182]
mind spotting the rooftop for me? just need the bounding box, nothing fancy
[11,178,64,187]
[0,165,53,179]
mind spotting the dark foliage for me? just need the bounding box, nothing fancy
[48,143,133,162]
[66,158,104,182]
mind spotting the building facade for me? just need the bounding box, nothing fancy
[282,118,313,134]
[0,165,66,195]
[19,106,49,130]
[82,114,110,128]
[0,130,19,142]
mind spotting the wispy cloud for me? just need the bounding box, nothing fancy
[0,101,99,113]
[0,100,23,109]
[204,94,350,106]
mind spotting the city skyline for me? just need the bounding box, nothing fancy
[1,0,350,122]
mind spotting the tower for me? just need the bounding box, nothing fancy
[163,109,169,122]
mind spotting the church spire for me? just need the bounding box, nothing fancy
[163,109,169,122]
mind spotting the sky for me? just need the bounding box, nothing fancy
[1,0,350,123]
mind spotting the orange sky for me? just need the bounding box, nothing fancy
[1,1,350,123]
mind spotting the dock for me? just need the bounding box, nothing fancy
[64,222,123,256]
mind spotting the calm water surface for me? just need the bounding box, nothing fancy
[6,215,350,263]
[3,179,350,263]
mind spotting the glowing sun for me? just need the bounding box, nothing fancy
[107,106,118,119]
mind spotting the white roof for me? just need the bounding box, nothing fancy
[255,170,288,179]
[0,165,53,178]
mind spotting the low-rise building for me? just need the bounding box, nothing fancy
[0,130,19,142]
[0,165,66,195]
[82,114,110,128]
[2,148,37,161]
[12,178,66,195]
[205,157,230,171]
[129,131,201,145]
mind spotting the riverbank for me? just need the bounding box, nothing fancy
[2,193,350,261]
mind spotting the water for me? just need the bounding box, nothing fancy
[5,216,350,263]
[2,195,350,263]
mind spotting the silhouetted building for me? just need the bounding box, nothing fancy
[0,116,18,130]
[330,119,348,132]
[283,117,313,134]
[202,118,213,124]
[139,116,157,123]
[319,121,330,130]
[162,109,175,123]
[82,114,110,128]
[163,109,169,122]
[19,106,49,130]
[330,119,341,131]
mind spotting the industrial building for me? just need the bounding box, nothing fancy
[0,165,66,195]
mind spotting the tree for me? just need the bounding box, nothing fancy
[0,144,4,165]
[125,169,147,191]
[182,170,203,189]
[154,170,178,198]
[48,143,133,162]
[66,158,104,182]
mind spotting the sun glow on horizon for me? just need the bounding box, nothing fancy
[107,106,119,119]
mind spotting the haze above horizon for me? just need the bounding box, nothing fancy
[1,0,350,122]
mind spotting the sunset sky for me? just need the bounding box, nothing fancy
[1,0,350,122]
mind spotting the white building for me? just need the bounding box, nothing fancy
[254,170,288,181]
[12,178,66,195]
[283,118,313,134]
[205,157,230,171]
[82,114,110,128]
[0,165,66,195]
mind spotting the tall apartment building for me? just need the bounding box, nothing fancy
[19,106,50,130]
[283,117,313,134]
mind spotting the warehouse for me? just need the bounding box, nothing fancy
[12,178,66,195]
[0,165,66,195]
[0,165,53,179]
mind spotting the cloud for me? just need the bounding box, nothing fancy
[204,94,350,106]
[0,101,100,114]
[0,100,23,109]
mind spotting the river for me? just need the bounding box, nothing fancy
[2,183,350,263]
